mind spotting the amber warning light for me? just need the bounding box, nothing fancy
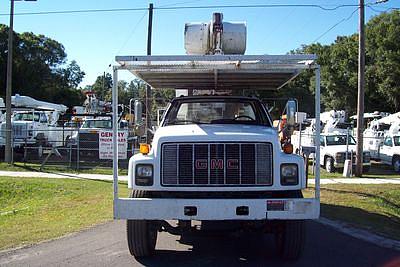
[140,144,150,155]
[282,143,293,154]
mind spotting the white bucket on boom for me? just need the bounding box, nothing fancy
[184,13,246,55]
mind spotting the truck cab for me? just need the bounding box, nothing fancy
[379,122,400,172]
[129,96,302,189]
[68,117,128,159]
[320,134,371,173]
[0,111,49,148]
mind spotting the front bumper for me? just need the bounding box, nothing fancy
[0,138,35,148]
[114,197,320,220]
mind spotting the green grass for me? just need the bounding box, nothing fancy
[0,177,129,250]
[1,176,399,250]
[0,162,128,175]
[304,184,400,240]
[308,162,400,179]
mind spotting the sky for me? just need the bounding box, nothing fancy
[0,0,396,87]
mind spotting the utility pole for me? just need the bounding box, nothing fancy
[355,0,365,177]
[5,0,37,163]
[102,71,105,99]
[145,3,153,143]
[5,0,15,164]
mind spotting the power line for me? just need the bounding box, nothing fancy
[102,11,148,74]
[368,5,400,13]
[0,4,368,17]
[312,7,360,43]
[312,3,399,44]
[115,11,147,56]
[158,0,204,8]
[157,4,362,11]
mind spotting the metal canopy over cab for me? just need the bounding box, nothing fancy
[116,54,316,90]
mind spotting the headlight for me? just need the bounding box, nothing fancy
[135,164,153,186]
[280,164,298,185]
[363,151,371,162]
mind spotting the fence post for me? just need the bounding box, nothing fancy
[77,126,80,171]
[68,129,72,169]
[24,137,27,163]
[11,127,14,164]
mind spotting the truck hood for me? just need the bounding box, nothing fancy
[323,145,360,154]
[11,121,33,125]
[153,124,278,144]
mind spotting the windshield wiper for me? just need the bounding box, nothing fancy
[168,119,203,125]
[210,119,258,125]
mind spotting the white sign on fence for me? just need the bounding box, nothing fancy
[98,130,128,159]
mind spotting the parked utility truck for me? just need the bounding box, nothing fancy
[111,13,321,260]
[379,121,400,172]
[0,94,68,150]
[292,110,371,173]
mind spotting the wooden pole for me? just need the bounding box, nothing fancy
[5,0,15,164]
[355,0,365,177]
[145,3,153,143]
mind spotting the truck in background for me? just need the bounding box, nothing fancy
[292,110,371,173]
[0,94,69,151]
[379,121,400,172]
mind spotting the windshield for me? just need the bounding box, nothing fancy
[325,135,356,146]
[82,120,112,129]
[394,136,400,146]
[13,113,39,122]
[164,99,268,126]
[377,123,391,131]
[64,121,80,128]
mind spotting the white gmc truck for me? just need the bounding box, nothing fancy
[111,13,321,261]
[110,54,321,261]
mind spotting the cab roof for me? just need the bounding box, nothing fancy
[170,95,261,102]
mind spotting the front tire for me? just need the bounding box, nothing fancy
[127,190,158,258]
[393,156,400,173]
[363,166,370,173]
[325,157,335,173]
[276,220,306,260]
[275,190,305,260]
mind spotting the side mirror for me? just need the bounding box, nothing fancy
[285,100,297,135]
[157,108,166,126]
[134,100,143,126]
[119,121,127,129]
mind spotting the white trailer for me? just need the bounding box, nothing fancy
[110,54,321,260]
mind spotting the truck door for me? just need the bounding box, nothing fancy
[38,113,48,131]
[380,136,393,164]
[319,136,326,164]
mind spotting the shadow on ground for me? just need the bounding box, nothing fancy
[136,221,400,267]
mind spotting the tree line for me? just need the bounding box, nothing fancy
[0,25,85,108]
[1,10,399,116]
[263,10,400,117]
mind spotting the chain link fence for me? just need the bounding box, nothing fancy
[0,123,396,174]
[0,123,139,171]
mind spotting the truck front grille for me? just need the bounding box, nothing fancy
[161,142,273,186]
[0,124,27,139]
[13,125,27,138]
